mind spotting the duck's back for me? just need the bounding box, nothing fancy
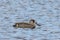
[15,23,35,28]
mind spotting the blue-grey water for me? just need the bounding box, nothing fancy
[0,0,60,40]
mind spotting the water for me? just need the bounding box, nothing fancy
[0,0,60,40]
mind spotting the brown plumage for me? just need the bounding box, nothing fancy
[13,19,41,29]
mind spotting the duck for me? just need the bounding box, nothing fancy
[13,19,41,29]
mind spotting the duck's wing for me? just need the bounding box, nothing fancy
[15,22,31,25]
[14,22,35,28]
[19,23,32,25]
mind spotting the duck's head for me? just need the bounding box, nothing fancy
[29,19,35,24]
[29,19,41,26]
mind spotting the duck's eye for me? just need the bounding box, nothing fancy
[30,20,35,23]
[32,20,35,23]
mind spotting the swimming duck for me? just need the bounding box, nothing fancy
[13,19,41,29]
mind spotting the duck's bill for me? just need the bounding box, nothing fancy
[35,22,41,26]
